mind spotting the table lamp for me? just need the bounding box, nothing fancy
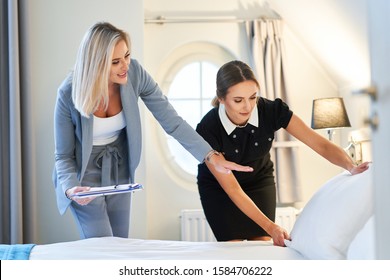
[311,97,351,141]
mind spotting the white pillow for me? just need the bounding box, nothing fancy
[285,166,373,259]
[347,215,375,259]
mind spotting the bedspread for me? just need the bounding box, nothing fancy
[0,244,35,260]
[29,237,305,260]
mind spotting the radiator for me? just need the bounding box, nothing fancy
[180,209,216,242]
[274,206,301,233]
[180,207,300,242]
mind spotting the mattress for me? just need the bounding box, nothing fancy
[29,237,305,260]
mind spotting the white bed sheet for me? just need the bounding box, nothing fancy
[29,237,305,260]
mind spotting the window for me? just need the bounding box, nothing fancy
[166,61,217,175]
[156,42,235,182]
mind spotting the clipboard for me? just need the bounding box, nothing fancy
[70,183,143,198]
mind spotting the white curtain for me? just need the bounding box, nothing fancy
[245,19,302,204]
[0,0,37,244]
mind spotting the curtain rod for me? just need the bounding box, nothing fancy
[144,16,280,24]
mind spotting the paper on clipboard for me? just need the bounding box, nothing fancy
[70,183,143,198]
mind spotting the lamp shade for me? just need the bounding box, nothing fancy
[311,97,351,129]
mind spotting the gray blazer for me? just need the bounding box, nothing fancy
[53,59,211,215]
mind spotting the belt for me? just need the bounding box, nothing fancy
[94,145,123,187]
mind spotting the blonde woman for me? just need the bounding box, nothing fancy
[53,22,252,239]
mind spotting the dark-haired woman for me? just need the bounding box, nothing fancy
[196,60,370,246]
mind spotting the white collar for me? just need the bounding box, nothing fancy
[218,103,258,135]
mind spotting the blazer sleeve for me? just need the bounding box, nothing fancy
[52,76,81,214]
[130,59,212,162]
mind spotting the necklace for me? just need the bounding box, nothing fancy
[236,122,248,128]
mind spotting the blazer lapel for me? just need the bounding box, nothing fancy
[80,114,93,180]
[120,82,141,182]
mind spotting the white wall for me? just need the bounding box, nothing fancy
[142,0,350,240]
[22,0,145,244]
[269,0,372,145]
[270,0,370,88]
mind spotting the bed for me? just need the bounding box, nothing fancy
[1,164,374,261]
[26,237,305,260]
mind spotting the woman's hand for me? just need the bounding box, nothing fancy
[349,161,371,175]
[208,152,253,174]
[65,186,95,206]
[268,224,291,247]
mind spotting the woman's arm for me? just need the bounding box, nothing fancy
[207,152,253,173]
[53,85,81,193]
[205,155,290,246]
[54,84,99,207]
[285,114,370,174]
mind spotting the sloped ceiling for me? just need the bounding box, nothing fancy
[145,0,371,89]
[268,0,370,88]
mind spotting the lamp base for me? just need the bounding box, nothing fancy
[327,129,335,141]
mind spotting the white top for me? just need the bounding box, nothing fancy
[93,111,126,145]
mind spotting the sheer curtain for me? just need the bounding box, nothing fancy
[245,19,302,204]
[0,0,37,244]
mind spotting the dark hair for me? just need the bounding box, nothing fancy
[212,60,259,107]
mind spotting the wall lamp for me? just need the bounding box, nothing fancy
[311,97,351,141]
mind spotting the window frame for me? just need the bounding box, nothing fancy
[154,42,235,187]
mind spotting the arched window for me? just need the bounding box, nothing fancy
[156,42,235,183]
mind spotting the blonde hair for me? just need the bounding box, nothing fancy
[72,22,131,117]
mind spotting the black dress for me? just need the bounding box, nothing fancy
[196,97,293,241]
